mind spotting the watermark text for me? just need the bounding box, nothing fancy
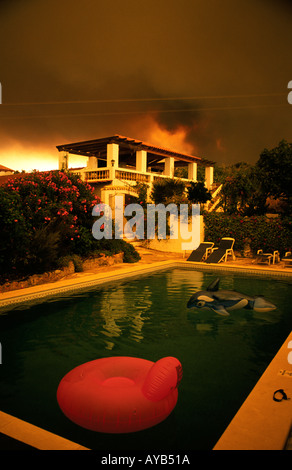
[288,80,292,105]
[92,196,200,250]
[288,340,292,365]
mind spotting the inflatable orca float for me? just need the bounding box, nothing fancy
[187,277,276,316]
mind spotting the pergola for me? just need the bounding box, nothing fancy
[56,134,214,170]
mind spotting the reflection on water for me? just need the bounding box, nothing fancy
[60,269,206,351]
[98,285,153,349]
[0,268,291,451]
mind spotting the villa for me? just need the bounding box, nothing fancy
[56,135,221,211]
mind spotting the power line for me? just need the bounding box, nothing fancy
[0,102,288,120]
[0,92,287,107]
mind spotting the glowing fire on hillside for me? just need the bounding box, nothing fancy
[142,117,195,155]
[0,115,206,173]
[128,114,198,157]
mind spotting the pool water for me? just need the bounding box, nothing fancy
[0,268,291,450]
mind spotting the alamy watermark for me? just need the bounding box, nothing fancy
[288,340,292,365]
[92,196,200,250]
[288,80,292,105]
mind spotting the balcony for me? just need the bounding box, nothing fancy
[59,135,215,191]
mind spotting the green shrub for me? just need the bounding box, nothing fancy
[204,213,292,255]
[57,255,74,269]
[70,255,84,272]
[187,181,212,204]
[57,254,83,272]
[26,225,61,273]
[94,239,141,263]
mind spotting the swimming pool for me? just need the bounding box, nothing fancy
[0,268,291,450]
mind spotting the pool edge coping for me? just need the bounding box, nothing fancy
[213,330,292,451]
[0,410,89,450]
[0,261,178,310]
[0,259,291,450]
[1,259,292,311]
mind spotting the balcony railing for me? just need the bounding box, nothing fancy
[72,167,190,184]
[71,166,213,188]
[85,169,110,181]
[115,169,150,183]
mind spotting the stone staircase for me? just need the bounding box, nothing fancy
[205,183,223,212]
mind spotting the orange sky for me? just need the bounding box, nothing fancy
[0,117,199,173]
[0,0,291,171]
[0,149,88,173]
[0,144,86,172]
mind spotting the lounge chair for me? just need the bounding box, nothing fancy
[187,242,214,262]
[256,249,280,265]
[205,237,235,264]
[282,251,292,268]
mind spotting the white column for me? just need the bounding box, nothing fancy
[148,174,154,200]
[136,150,147,173]
[205,166,214,189]
[58,151,68,170]
[107,143,119,179]
[164,157,174,177]
[188,162,197,181]
[87,156,97,169]
[101,189,110,205]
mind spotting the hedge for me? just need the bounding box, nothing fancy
[203,213,292,255]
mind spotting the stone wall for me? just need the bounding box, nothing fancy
[0,253,124,293]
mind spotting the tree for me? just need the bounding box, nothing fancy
[187,181,212,205]
[219,162,266,215]
[256,140,292,213]
[150,178,186,205]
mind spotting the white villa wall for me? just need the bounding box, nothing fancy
[137,215,205,254]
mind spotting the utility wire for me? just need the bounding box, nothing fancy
[0,102,288,120]
[0,92,287,107]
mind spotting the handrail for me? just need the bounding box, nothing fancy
[72,167,195,184]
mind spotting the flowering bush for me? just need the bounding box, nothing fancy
[204,213,292,255]
[0,170,101,279]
